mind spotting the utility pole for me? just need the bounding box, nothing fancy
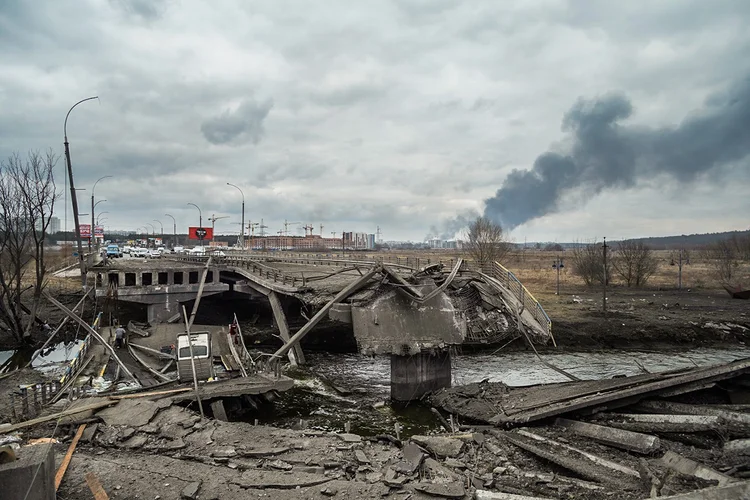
[678,248,683,290]
[64,96,98,288]
[602,237,608,314]
[552,256,564,295]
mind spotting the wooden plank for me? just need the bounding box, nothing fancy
[55,423,86,490]
[110,387,192,400]
[85,471,109,500]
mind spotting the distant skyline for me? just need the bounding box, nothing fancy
[1,1,749,242]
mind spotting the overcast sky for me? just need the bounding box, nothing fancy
[1,0,749,243]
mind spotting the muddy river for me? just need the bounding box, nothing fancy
[2,343,747,437]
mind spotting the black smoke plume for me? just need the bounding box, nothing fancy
[484,76,750,229]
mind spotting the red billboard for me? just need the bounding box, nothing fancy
[80,224,91,238]
[188,227,213,241]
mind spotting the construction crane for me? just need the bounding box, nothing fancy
[319,224,324,236]
[303,224,314,236]
[331,231,337,238]
[284,220,301,237]
[208,214,229,234]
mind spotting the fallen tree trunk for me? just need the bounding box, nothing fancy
[555,417,661,454]
[595,413,724,433]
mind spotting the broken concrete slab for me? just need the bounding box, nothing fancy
[336,433,362,443]
[654,481,750,499]
[237,470,332,489]
[80,423,99,443]
[181,480,201,499]
[414,481,466,498]
[97,399,161,427]
[410,435,464,457]
[657,450,736,487]
[724,438,750,455]
[122,435,148,449]
[0,444,55,500]
[475,491,550,499]
[354,449,370,464]
[555,417,661,454]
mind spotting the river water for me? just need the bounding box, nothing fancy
[258,346,749,436]
[3,343,748,437]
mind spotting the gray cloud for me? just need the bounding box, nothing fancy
[484,75,750,229]
[200,99,274,146]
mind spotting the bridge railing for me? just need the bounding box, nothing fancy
[490,261,553,343]
[224,251,456,272]
[171,255,305,288]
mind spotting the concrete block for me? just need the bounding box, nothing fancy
[0,443,55,500]
[391,350,451,401]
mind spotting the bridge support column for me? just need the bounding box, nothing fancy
[147,300,182,324]
[390,349,451,401]
[268,291,305,366]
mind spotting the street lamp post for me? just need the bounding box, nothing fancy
[96,211,109,225]
[91,175,112,251]
[146,223,156,248]
[64,96,99,287]
[227,183,245,249]
[187,203,203,247]
[165,213,177,247]
[153,219,163,245]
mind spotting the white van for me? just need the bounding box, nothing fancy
[176,331,214,382]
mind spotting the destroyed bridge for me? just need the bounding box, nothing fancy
[90,254,553,400]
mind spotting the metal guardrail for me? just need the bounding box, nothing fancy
[59,334,92,385]
[171,255,304,288]
[491,261,553,341]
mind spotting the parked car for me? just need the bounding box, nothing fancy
[187,247,205,255]
[173,246,185,254]
[106,244,122,258]
[133,247,149,258]
[148,249,161,258]
[122,246,133,255]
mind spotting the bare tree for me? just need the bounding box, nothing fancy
[611,241,659,287]
[0,151,58,342]
[464,216,511,270]
[702,239,740,284]
[570,240,610,287]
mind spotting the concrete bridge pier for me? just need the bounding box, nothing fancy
[390,349,451,401]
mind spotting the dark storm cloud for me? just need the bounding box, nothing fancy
[484,75,750,229]
[200,99,274,146]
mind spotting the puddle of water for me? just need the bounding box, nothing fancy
[0,339,85,376]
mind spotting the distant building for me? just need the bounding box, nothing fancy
[49,216,60,234]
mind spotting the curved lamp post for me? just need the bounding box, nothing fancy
[96,211,109,225]
[146,223,156,248]
[227,183,245,249]
[165,213,177,247]
[187,202,203,247]
[64,96,99,286]
[153,219,163,244]
[91,175,111,250]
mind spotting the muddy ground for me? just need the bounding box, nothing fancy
[533,286,750,351]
